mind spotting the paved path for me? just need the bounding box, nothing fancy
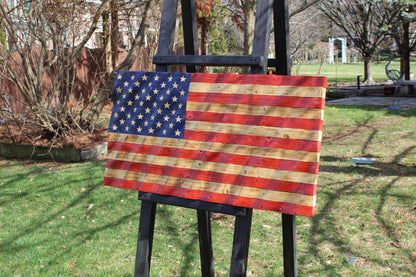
[326,97,416,109]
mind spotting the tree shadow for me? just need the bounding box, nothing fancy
[306,144,416,275]
[326,104,416,118]
[0,160,143,275]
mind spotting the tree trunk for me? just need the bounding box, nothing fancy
[199,18,210,73]
[110,0,119,69]
[400,19,410,80]
[242,0,255,56]
[363,56,373,84]
[102,1,112,74]
[81,0,153,129]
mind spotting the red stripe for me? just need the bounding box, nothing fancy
[190,73,327,88]
[187,91,325,109]
[183,130,321,152]
[103,176,315,217]
[105,159,317,195]
[187,111,323,131]
[108,141,319,174]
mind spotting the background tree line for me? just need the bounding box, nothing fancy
[0,0,415,143]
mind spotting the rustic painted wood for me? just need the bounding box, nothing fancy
[104,71,325,217]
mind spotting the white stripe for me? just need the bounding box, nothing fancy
[186,101,324,120]
[107,150,318,185]
[108,133,320,163]
[185,120,322,141]
[104,168,316,206]
[189,82,325,98]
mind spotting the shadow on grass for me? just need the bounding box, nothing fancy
[0,162,103,249]
[155,204,200,276]
[320,144,416,177]
[0,160,143,275]
[326,104,416,118]
[307,176,416,276]
[307,145,416,275]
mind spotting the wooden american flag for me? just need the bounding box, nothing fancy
[104,71,327,217]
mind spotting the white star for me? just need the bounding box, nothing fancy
[161,82,166,88]
[135,94,139,100]
[119,119,125,125]
[144,121,149,126]
[171,110,176,115]
[153,89,159,94]
[131,75,135,80]
[178,103,183,109]
[116,87,122,93]
[163,115,170,121]
[168,75,173,82]
[145,107,151,113]
[157,108,162,114]
[162,129,167,134]
[169,123,174,128]
[166,89,171,95]
[175,130,181,136]
[112,125,117,130]
[148,128,154,134]
[127,100,133,106]
[180,90,185,96]
[139,101,144,106]
[135,81,140,87]
[138,113,144,119]
[127,113,131,119]
[159,95,164,101]
[120,106,125,112]
[128,88,133,93]
[137,127,142,133]
[124,81,129,87]
[164,102,170,109]
[154,75,159,81]
[125,126,129,131]
[176,116,182,122]
[146,95,151,101]
[148,82,152,87]
[172,96,178,102]
[114,112,118,118]
[150,115,155,120]
[173,82,178,89]
[142,75,148,81]
[153,102,157,107]
[156,121,162,128]
[117,74,122,80]
[131,120,136,125]
[180,76,186,82]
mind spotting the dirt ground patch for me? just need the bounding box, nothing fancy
[0,105,111,151]
[0,125,108,151]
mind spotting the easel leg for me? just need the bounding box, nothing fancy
[282,213,297,277]
[134,200,157,277]
[230,208,253,277]
[197,210,214,277]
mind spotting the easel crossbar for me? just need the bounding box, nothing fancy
[153,55,265,67]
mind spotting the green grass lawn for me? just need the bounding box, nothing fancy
[1,105,416,276]
[292,60,416,85]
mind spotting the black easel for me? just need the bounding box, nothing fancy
[134,0,297,276]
